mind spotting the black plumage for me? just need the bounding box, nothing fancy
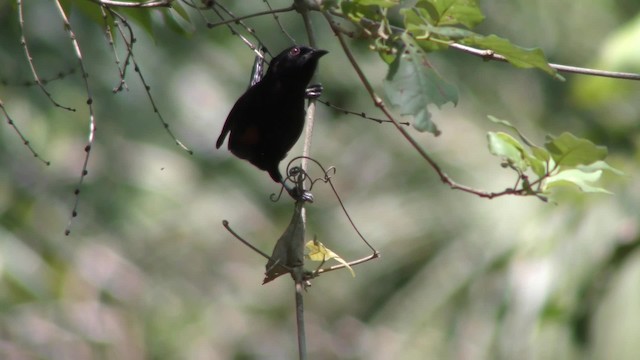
[216,45,328,198]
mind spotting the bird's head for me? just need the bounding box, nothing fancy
[267,46,328,85]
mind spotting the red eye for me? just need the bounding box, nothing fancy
[290,47,301,56]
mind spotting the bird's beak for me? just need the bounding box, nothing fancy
[310,49,329,59]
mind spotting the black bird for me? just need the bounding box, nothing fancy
[216,45,328,200]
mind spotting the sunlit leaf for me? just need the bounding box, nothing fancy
[487,132,528,171]
[543,169,611,194]
[487,115,550,176]
[577,160,624,175]
[487,115,537,147]
[305,240,355,277]
[544,132,608,167]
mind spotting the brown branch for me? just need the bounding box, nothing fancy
[322,11,538,200]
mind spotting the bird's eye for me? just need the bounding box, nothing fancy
[289,47,301,56]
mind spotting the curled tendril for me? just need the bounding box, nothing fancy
[284,156,337,192]
[270,187,285,202]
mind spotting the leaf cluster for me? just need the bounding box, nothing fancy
[327,0,561,135]
[487,116,623,200]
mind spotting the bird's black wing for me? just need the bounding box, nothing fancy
[216,85,256,149]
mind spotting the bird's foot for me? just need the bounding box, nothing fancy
[305,83,323,99]
[286,185,314,203]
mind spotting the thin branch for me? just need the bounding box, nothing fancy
[305,252,380,279]
[448,42,640,80]
[0,68,76,87]
[108,9,193,154]
[317,99,410,125]
[99,5,129,92]
[292,1,323,358]
[88,0,173,8]
[0,100,51,166]
[17,0,76,112]
[205,5,295,29]
[222,220,272,260]
[263,0,296,43]
[204,2,270,60]
[53,0,96,236]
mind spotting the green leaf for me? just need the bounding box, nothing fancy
[342,1,387,22]
[544,132,608,167]
[171,1,191,23]
[528,147,551,177]
[161,8,193,36]
[577,160,624,176]
[383,33,458,134]
[487,116,549,176]
[543,169,611,194]
[487,115,537,147]
[463,35,558,77]
[487,132,528,171]
[353,0,399,7]
[305,240,355,277]
[418,0,485,28]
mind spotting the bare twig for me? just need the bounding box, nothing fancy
[203,2,271,60]
[205,5,295,29]
[263,0,297,43]
[294,276,307,360]
[0,100,51,166]
[17,0,75,112]
[108,9,193,154]
[317,99,410,125]
[88,0,173,8]
[99,5,129,92]
[0,67,76,87]
[222,220,272,260]
[53,0,96,236]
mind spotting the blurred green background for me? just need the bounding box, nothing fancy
[1,1,639,359]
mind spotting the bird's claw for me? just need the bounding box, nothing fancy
[305,83,323,99]
[286,186,314,203]
[300,190,314,203]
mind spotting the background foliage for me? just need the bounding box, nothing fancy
[0,0,639,359]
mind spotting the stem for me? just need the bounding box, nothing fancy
[294,269,307,360]
[292,1,320,359]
